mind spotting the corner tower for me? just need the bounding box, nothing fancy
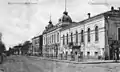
[58,0,72,26]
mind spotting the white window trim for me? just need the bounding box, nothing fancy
[117,27,120,40]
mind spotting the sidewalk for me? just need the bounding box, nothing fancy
[28,56,120,64]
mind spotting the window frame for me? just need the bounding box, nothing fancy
[81,30,84,43]
[87,28,91,42]
[63,35,65,45]
[76,31,78,44]
[95,26,99,41]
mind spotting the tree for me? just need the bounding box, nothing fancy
[21,41,31,55]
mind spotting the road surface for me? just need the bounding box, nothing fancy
[0,55,120,72]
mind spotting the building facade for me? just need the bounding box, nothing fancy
[43,7,120,59]
[39,35,43,55]
[42,11,73,57]
[32,35,41,55]
[42,21,60,57]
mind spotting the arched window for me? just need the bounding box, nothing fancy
[63,35,65,45]
[54,34,56,43]
[49,36,50,44]
[50,36,51,43]
[50,35,52,43]
[57,33,59,42]
[66,33,68,44]
[52,35,53,43]
[43,37,44,44]
[71,32,73,42]
[46,37,47,44]
[95,26,99,41]
[87,28,90,42]
[81,30,84,42]
[76,31,78,43]
[48,37,49,44]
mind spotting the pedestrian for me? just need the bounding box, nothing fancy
[78,53,81,62]
[0,32,6,64]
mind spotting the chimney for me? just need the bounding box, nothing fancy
[87,13,91,18]
[111,6,114,11]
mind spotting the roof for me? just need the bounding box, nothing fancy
[61,9,120,31]
[79,9,120,24]
[60,11,72,23]
[43,8,120,34]
[32,35,42,40]
[60,22,78,31]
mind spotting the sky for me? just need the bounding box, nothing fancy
[0,0,120,50]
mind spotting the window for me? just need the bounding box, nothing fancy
[52,35,53,43]
[47,37,49,44]
[46,37,47,44]
[87,52,90,56]
[44,37,46,44]
[35,40,37,44]
[75,51,77,55]
[66,33,68,44]
[95,26,99,41]
[63,35,65,45]
[57,33,59,42]
[87,28,90,42]
[95,52,98,55]
[76,31,78,43]
[43,37,44,44]
[81,30,84,42]
[48,36,50,44]
[51,35,52,43]
[54,34,56,43]
[47,37,49,43]
[81,52,83,55]
[71,32,73,42]
[49,36,50,44]
[118,28,120,40]
[50,36,51,43]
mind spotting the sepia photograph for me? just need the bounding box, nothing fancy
[0,0,120,72]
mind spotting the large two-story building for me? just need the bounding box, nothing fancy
[43,7,120,59]
[42,10,73,57]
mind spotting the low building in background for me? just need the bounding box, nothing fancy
[28,42,32,55]
[32,36,40,55]
[39,35,43,56]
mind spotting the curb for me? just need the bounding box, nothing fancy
[28,56,119,64]
[40,58,118,64]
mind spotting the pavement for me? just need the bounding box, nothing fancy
[28,56,119,64]
[0,69,4,72]
[1,55,120,72]
[26,55,120,72]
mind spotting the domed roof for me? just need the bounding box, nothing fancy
[46,20,54,30]
[59,11,72,23]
